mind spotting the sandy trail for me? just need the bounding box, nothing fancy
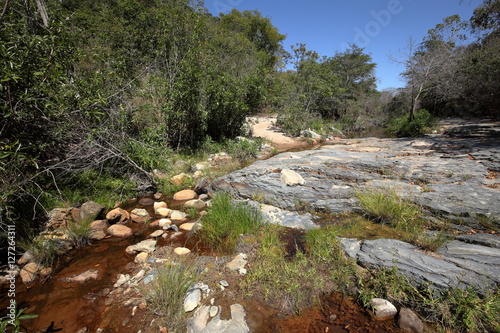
[248,116,311,151]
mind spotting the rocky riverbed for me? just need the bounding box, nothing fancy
[1,120,499,332]
[210,121,500,292]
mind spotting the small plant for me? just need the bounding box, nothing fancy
[356,188,421,229]
[18,235,69,268]
[146,262,194,333]
[439,287,500,333]
[0,304,38,333]
[198,193,264,253]
[65,217,94,249]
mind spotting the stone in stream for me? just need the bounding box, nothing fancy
[179,222,198,232]
[62,269,99,283]
[148,230,164,238]
[155,207,172,218]
[90,220,110,231]
[107,224,133,238]
[126,239,157,254]
[187,303,249,333]
[170,210,188,221]
[80,201,105,221]
[173,189,197,201]
[106,208,129,224]
[89,230,106,240]
[130,208,151,223]
[159,218,172,228]
[153,201,167,210]
[184,199,206,210]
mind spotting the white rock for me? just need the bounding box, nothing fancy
[114,274,130,288]
[159,218,172,227]
[134,252,148,263]
[184,288,201,312]
[132,270,145,281]
[210,306,219,318]
[179,222,197,231]
[184,199,206,210]
[369,298,398,319]
[280,169,306,186]
[170,210,188,221]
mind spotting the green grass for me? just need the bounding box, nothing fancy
[64,217,94,249]
[18,234,69,268]
[242,225,357,314]
[40,170,136,210]
[358,266,500,333]
[146,262,194,333]
[198,193,264,253]
[356,188,452,251]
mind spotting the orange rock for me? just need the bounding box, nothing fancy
[173,190,197,201]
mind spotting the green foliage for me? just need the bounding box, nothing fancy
[198,193,264,253]
[275,44,379,137]
[146,262,194,332]
[386,109,436,137]
[41,170,136,209]
[0,305,38,333]
[356,188,422,228]
[199,137,261,163]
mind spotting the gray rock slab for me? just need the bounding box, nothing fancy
[246,201,319,230]
[457,233,500,249]
[210,136,500,220]
[347,238,493,291]
[437,240,500,284]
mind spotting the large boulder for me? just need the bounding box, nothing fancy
[80,201,105,221]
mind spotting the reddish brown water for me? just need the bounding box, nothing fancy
[0,196,405,333]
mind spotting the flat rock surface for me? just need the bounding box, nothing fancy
[212,122,500,222]
[340,237,499,292]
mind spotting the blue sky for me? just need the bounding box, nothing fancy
[206,0,485,90]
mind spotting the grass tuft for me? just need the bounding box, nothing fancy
[146,262,194,333]
[198,193,264,253]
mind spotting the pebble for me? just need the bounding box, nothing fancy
[174,247,191,255]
